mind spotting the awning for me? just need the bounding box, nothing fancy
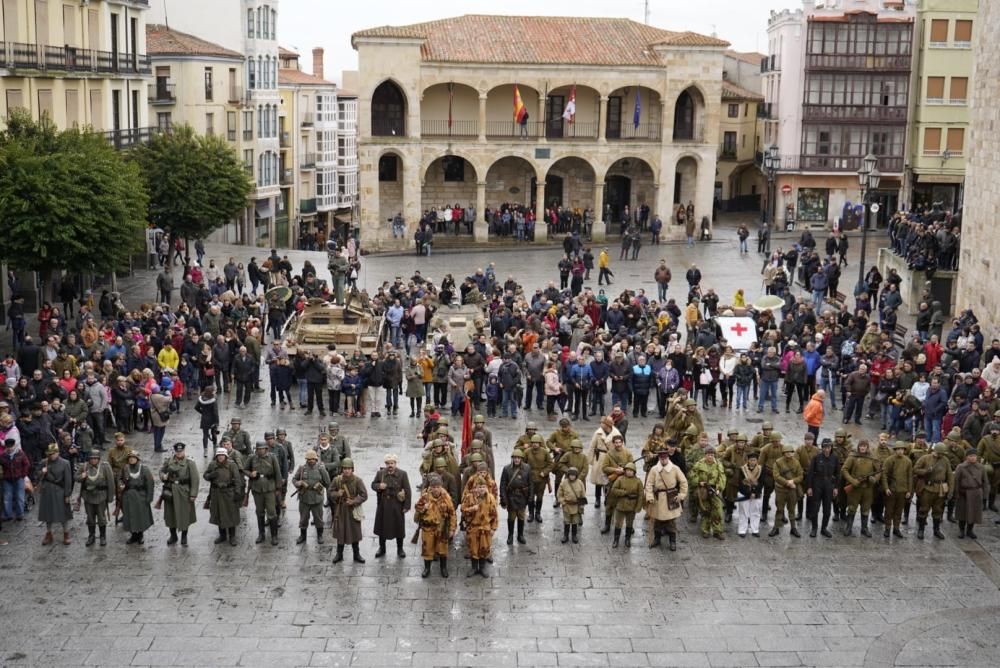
[255,198,274,219]
[914,173,964,185]
[334,214,354,225]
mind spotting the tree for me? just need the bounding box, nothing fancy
[0,111,148,287]
[131,124,253,261]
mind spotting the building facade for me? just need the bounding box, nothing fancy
[351,15,729,249]
[903,0,977,212]
[763,0,916,230]
[1,0,152,145]
[146,0,280,246]
[717,51,766,213]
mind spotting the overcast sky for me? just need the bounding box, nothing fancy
[278,0,800,83]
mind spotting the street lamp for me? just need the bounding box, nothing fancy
[762,144,780,253]
[856,153,881,295]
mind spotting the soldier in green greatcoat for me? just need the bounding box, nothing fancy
[546,418,578,506]
[203,448,243,546]
[75,450,115,547]
[905,432,930,525]
[293,449,330,545]
[263,431,288,525]
[769,444,803,538]
[120,450,155,545]
[841,440,881,537]
[159,442,199,546]
[247,441,281,545]
[689,446,726,539]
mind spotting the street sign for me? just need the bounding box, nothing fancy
[781,184,792,194]
[869,203,880,214]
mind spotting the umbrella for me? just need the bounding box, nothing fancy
[752,295,784,311]
[265,286,293,306]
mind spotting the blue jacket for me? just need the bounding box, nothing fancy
[569,362,593,388]
[922,387,949,420]
[631,364,653,394]
[590,360,609,391]
[803,349,821,378]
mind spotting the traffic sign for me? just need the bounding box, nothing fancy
[781,184,792,194]
[869,203,880,214]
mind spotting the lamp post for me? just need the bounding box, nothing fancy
[763,144,780,254]
[856,153,881,295]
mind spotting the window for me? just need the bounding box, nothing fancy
[257,105,263,137]
[946,128,965,154]
[247,57,255,90]
[204,67,213,101]
[923,127,941,155]
[722,131,737,156]
[227,111,237,141]
[949,77,968,104]
[205,113,214,136]
[926,76,945,102]
[157,112,172,131]
[954,19,972,45]
[929,19,948,44]
[442,156,465,182]
[244,149,253,176]
[271,9,277,39]
[727,103,739,118]
[378,154,398,182]
[247,8,253,38]
[870,130,889,155]
[243,110,253,140]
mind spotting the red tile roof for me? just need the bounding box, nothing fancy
[279,46,300,57]
[279,68,335,87]
[726,50,766,66]
[721,80,763,101]
[352,15,728,66]
[146,24,243,59]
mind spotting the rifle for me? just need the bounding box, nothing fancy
[243,458,256,508]
[154,472,177,510]
[73,463,85,512]
[843,471,879,494]
[411,491,428,544]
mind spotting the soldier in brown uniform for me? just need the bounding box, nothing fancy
[371,453,411,559]
[841,440,881,537]
[609,462,644,547]
[472,414,493,450]
[599,434,634,534]
[831,428,854,521]
[514,422,540,453]
[461,472,498,576]
[881,441,913,539]
[107,432,131,524]
[757,432,784,524]
[795,433,819,522]
[523,435,553,523]
[913,443,953,539]
[415,474,457,578]
[558,440,590,495]
[546,418,578,505]
[720,433,750,523]
[870,433,893,525]
[460,439,494,479]
[329,458,368,563]
[75,450,115,546]
[769,444,803,537]
[954,448,989,539]
[293,449,330,545]
[644,448,689,550]
[906,432,930,525]
[943,427,970,523]
[556,466,587,544]
[976,421,1000,511]
[748,422,774,456]
[641,424,668,473]
[434,457,461,511]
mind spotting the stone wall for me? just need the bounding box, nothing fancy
[422,159,477,210]
[484,158,535,209]
[955,0,1000,340]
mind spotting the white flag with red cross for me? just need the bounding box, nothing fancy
[716,316,757,351]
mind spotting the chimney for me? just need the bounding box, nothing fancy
[312,47,324,80]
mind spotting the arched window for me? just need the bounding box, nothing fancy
[247,56,256,90]
[371,80,406,136]
[271,9,277,39]
[255,7,262,39]
[247,8,254,38]
[257,105,264,137]
[673,90,695,141]
[258,154,265,186]
[261,6,269,40]
[270,104,277,137]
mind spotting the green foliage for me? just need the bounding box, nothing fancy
[0,110,148,274]
[131,125,253,242]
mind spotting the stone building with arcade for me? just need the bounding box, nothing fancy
[350,15,729,248]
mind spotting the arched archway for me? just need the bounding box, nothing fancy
[545,84,600,139]
[603,157,656,227]
[543,156,597,210]
[378,151,404,231]
[674,155,699,209]
[607,86,662,140]
[371,80,407,136]
[420,83,479,137]
[422,155,479,234]
[485,84,540,138]
[485,155,537,209]
[673,86,706,142]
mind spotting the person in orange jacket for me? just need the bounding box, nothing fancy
[803,389,826,440]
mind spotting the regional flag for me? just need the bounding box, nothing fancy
[514,84,528,124]
[562,85,576,123]
[633,88,641,129]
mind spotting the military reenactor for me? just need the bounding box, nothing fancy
[588,416,620,509]
[120,450,155,545]
[159,442,199,547]
[609,462,644,547]
[203,448,242,546]
[806,439,840,538]
[262,432,288,524]
[769,444,803,538]
[641,424,668,473]
[460,452,486,492]
[881,441,913,539]
[757,432,783,524]
[718,427,740,457]
[524,435,553,523]
[954,449,989,539]
[247,441,281,545]
[913,443,953,539]
[831,427,854,521]
[720,433,749,523]
[556,466,587,544]
[942,428,969,524]
[599,434,634,534]
[472,414,493,450]
[841,440,881,537]
[414,474,457,578]
[976,421,1000,511]
[735,451,764,538]
[905,431,930,525]
[461,472,498,576]
[371,453,412,558]
[420,438,460,481]
[327,422,351,465]
[218,436,246,496]
[75,450,114,546]
[317,433,341,481]
[38,443,74,546]
[434,457,460,510]
[558,439,589,495]
[329,457,367,564]
[275,427,296,498]
[678,424,700,460]
[107,432,131,524]
[644,448,689,550]
[795,433,819,521]
[546,418,578,504]
[689,446,726,539]
[460,439,494,478]
[870,432,893,525]
[748,421,774,456]
[221,417,251,458]
[499,449,532,545]
[293,449,330,545]
[514,422,540,452]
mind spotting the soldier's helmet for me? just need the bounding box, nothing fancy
[468,453,483,463]
[437,417,450,426]
[512,449,525,459]
[433,457,447,469]
[762,421,774,430]
[727,428,739,436]
[530,434,544,444]
[704,446,717,455]
[567,467,579,477]
[87,450,101,460]
[526,422,538,431]
[570,439,583,450]
[736,433,748,443]
[328,422,339,432]
[624,462,637,471]
[255,441,268,450]
[946,429,961,442]
[834,427,847,438]
[304,449,318,461]
[684,398,697,407]
[474,414,485,423]
[770,432,783,443]
[340,458,354,469]
[127,450,140,460]
[685,424,699,436]
[934,443,949,455]
[437,426,450,436]
[782,444,795,454]
[470,439,484,449]
[893,441,909,451]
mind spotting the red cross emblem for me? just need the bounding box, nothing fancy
[730,322,749,337]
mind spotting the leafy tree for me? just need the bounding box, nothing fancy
[131,124,253,261]
[0,111,148,286]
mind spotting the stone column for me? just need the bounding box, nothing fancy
[592,180,606,242]
[534,180,546,243]
[695,150,715,239]
[598,95,608,143]
[478,94,487,142]
[537,95,546,142]
[474,180,488,243]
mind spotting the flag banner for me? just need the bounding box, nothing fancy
[514,84,527,124]
[448,82,454,129]
[633,88,641,129]
[715,316,757,351]
[562,85,576,123]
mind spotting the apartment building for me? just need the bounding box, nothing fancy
[717,51,766,213]
[1,0,152,146]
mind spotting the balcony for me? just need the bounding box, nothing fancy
[719,148,738,161]
[757,102,774,119]
[280,169,294,185]
[149,82,176,105]
[279,131,290,147]
[546,121,599,140]
[800,154,904,173]
[300,198,317,214]
[104,127,161,150]
[761,54,779,73]
[802,104,907,123]
[805,53,911,72]
[607,122,660,141]
[301,113,314,128]
[299,153,316,169]
[228,85,243,104]
[421,119,478,138]
[2,41,151,75]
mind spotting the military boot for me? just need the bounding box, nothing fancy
[422,560,432,578]
[269,520,279,546]
[601,516,612,534]
[649,529,662,548]
[215,527,228,544]
[768,524,780,537]
[860,516,872,537]
[228,527,237,546]
[126,532,140,545]
[535,501,543,525]
[561,524,570,544]
[296,528,307,545]
[892,526,904,538]
[624,528,633,547]
[668,532,677,551]
[256,517,266,544]
[180,531,188,546]
[467,559,480,577]
[439,557,448,578]
[478,559,489,578]
[571,524,579,544]
[917,520,925,540]
[809,519,817,538]
[375,539,387,558]
[933,519,945,540]
[883,524,891,538]
[796,498,804,521]
[63,532,71,545]
[352,543,365,563]
[902,504,910,525]
[967,524,977,539]
[989,494,998,512]
[612,528,621,548]
[506,519,515,545]
[516,518,526,544]
[789,523,801,538]
[958,521,966,539]
[316,527,324,545]
[396,537,406,558]
[99,526,107,547]
[820,519,832,538]
[946,500,956,523]
[85,525,96,547]
[167,528,178,545]
[724,507,733,524]
[332,545,345,563]
[843,512,855,537]
[526,507,534,523]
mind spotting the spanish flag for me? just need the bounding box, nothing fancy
[513,84,527,124]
